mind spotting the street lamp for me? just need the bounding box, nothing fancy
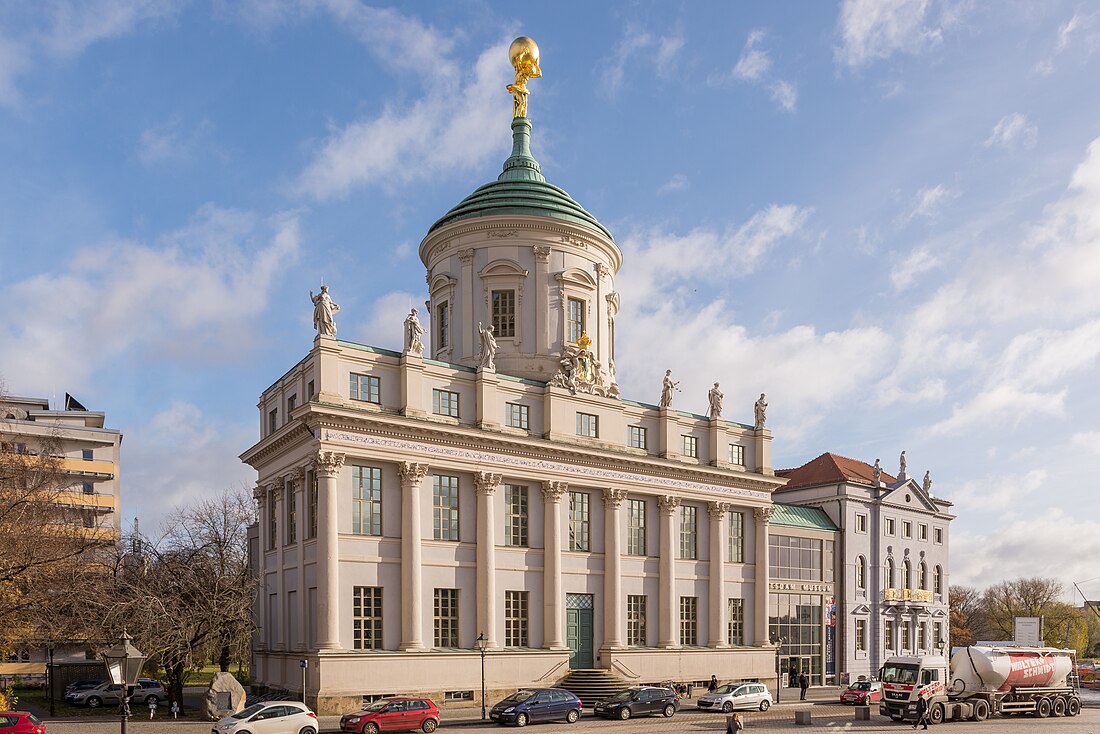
[771,636,785,704]
[101,630,147,734]
[475,633,488,720]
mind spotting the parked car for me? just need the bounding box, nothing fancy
[839,680,882,705]
[129,679,167,705]
[212,701,318,734]
[340,698,439,734]
[489,688,582,727]
[65,678,166,708]
[0,712,46,734]
[593,686,679,720]
[61,680,103,697]
[695,682,772,713]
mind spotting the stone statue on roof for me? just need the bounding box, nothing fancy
[404,308,424,356]
[507,37,541,119]
[659,370,680,409]
[310,285,339,338]
[899,450,907,480]
[872,459,881,486]
[754,393,768,430]
[707,383,724,420]
[478,322,498,370]
[923,470,933,495]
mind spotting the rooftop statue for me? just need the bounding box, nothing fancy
[404,308,424,356]
[659,370,680,409]
[310,285,339,338]
[707,382,724,420]
[507,36,541,119]
[872,459,882,486]
[923,470,933,495]
[754,393,768,430]
[478,322,498,370]
[899,450,907,478]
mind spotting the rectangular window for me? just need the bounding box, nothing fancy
[492,289,516,338]
[267,488,278,550]
[682,435,698,458]
[432,389,459,418]
[728,511,744,563]
[287,394,297,412]
[855,619,867,651]
[680,596,698,646]
[504,484,528,547]
[933,621,943,648]
[569,491,590,551]
[349,373,381,403]
[567,297,585,343]
[885,620,895,650]
[505,402,529,430]
[307,471,318,539]
[679,505,698,559]
[728,443,744,466]
[855,514,868,533]
[917,621,927,650]
[902,521,913,539]
[437,302,450,349]
[824,540,835,583]
[352,466,382,536]
[352,586,383,650]
[627,498,647,556]
[307,380,315,400]
[285,481,297,544]
[576,412,598,437]
[82,482,94,495]
[919,524,928,541]
[901,622,911,651]
[268,408,277,434]
[82,449,94,461]
[433,475,459,541]
[627,595,647,646]
[768,535,824,581]
[885,518,896,536]
[505,591,528,647]
[433,588,459,647]
[727,598,745,645]
[628,425,647,450]
[934,527,943,544]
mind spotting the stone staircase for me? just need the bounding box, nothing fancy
[558,669,629,706]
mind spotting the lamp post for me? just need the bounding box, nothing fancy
[476,632,487,720]
[771,636,785,704]
[101,630,147,734]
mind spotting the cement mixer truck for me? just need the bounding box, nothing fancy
[878,645,1081,724]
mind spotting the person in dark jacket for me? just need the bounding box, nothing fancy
[798,672,809,700]
[726,712,743,733]
[913,695,929,730]
[788,664,799,687]
[709,675,719,692]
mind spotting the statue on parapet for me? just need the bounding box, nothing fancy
[872,459,882,486]
[404,308,424,356]
[478,322,498,370]
[754,393,768,430]
[923,470,933,495]
[659,370,680,409]
[707,383,724,420]
[310,284,339,338]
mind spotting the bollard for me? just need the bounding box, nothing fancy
[795,710,813,725]
[855,706,871,720]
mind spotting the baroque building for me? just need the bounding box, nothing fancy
[241,39,790,713]
[775,452,954,683]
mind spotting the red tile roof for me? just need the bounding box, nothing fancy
[776,452,896,490]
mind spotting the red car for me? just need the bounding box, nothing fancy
[0,712,45,734]
[340,697,439,734]
[839,680,883,705]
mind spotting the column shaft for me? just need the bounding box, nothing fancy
[709,502,730,647]
[754,507,774,646]
[314,451,345,650]
[476,473,502,648]
[542,481,568,649]
[400,462,430,650]
[658,495,680,648]
[602,489,627,648]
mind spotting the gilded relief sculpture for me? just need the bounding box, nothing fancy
[507,36,541,118]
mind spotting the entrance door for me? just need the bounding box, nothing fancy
[566,594,594,669]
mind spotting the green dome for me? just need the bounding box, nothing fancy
[428,118,614,241]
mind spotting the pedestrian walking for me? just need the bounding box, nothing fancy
[788,663,798,687]
[709,675,718,692]
[913,695,929,730]
[725,712,743,733]
[798,672,809,701]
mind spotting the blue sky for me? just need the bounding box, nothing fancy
[2,0,1099,599]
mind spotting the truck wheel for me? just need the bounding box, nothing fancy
[1052,697,1066,717]
[1066,697,1081,717]
[928,703,945,725]
[1035,698,1051,718]
[890,713,904,722]
[971,699,989,722]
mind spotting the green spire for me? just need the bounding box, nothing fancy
[498,117,545,183]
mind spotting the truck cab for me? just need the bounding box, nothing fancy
[878,655,947,723]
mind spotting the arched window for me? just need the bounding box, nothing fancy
[902,559,911,589]
[883,557,894,588]
[934,565,943,595]
[919,562,928,590]
[855,556,866,590]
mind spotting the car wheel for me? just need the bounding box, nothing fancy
[566,708,580,723]
[663,704,675,718]
[929,703,945,725]
[618,707,631,720]
[759,700,771,712]
[87,696,102,708]
[365,723,380,734]
[722,701,734,713]
[298,728,317,734]
[422,719,438,733]
[971,699,989,721]
[515,712,529,727]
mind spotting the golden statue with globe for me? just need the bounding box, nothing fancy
[507,36,541,118]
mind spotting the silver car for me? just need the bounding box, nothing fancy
[696,682,773,712]
[212,701,318,734]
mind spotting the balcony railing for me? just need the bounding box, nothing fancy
[883,587,933,603]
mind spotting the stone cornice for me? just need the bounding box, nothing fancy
[240,423,315,468]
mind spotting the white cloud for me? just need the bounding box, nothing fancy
[949,469,1046,513]
[353,290,424,352]
[875,377,946,406]
[294,41,510,200]
[732,30,772,81]
[891,246,941,290]
[984,113,1038,150]
[931,385,1067,436]
[835,0,956,69]
[137,117,217,166]
[658,173,688,194]
[710,29,796,113]
[1071,431,1100,454]
[769,80,798,112]
[602,25,684,93]
[905,184,954,221]
[0,204,301,394]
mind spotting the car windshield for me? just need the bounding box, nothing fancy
[713,684,737,695]
[500,691,534,704]
[607,690,635,702]
[233,704,266,720]
[27,715,42,725]
[880,664,919,684]
[363,700,392,712]
[850,682,873,691]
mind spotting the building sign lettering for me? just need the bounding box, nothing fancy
[768,582,833,593]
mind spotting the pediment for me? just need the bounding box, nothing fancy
[429,274,457,295]
[850,604,871,616]
[479,258,529,279]
[880,480,938,512]
[554,267,598,289]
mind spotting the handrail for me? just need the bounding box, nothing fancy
[537,658,568,681]
[611,659,641,679]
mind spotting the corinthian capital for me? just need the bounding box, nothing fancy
[602,488,628,508]
[267,481,282,502]
[253,484,267,507]
[541,481,569,502]
[709,501,732,519]
[474,472,503,496]
[313,451,345,479]
[282,467,305,486]
[657,495,681,514]
[398,461,430,487]
[753,506,775,525]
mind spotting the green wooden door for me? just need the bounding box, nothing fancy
[566,594,594,669]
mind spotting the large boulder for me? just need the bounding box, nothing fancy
[202,671,246,720]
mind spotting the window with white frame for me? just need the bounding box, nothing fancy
[856,555,867,590]
[885,517,896,536]
[353,586,383,650]
[885,619,895,650]
[934,527,943,544]
[434,588,459,647]
[268,408,277,434]
[352,466,382,536]
[627,498,646,556]
[934,565,943,594]
[628,425,647,450]
[267,488,278,549]
[919,562,928,589]
[855,619,867,651]
[433,389,459,417]
[680,597,698,645]
[900,622,911,651]
[902,521,913,539]
[492,289,516,338]
[349,373,380,403]
[569,491,590,551]
[506,402,529,430]
[933,621,943,648]
[433,475,459,541]
[727,598,745,644]
[576,412,598,438]
[504,484,528,547]
[919,523,928,541]
[567,297,585,343]
[307,470,318,539]
[729,443,745,466]
[902,559,912,588]
[917,621,927,650]
[682,435,698,458]
[855,513,868,533]
[627,595,647,646]
[728,510,744,563]
[285,481,297,544]
[505,591,528,647]
[679,505,698,559]
[883,557,894,587]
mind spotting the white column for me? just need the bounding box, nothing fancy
[475,472,503,648]
[709,502,730,647]
[253,484,269,648]
[287,468,306,650]
[658,495,680,648]
[542,481,568,649]
[602,488,627,649]
[754,506,775,646]
[270,479,285,650]
[314,451,345,650]
[399,461,430,651]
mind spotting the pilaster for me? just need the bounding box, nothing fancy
[314,451,345,650]
[314,336,343,404]
[658,408,676,459]
[754,428,773,476]
[476,368,500,430]
[401,352,427,418]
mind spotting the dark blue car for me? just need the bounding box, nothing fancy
[489,688,582,727]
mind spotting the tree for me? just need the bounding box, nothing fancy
[949,585,984,646]
[981,577,1064,640]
